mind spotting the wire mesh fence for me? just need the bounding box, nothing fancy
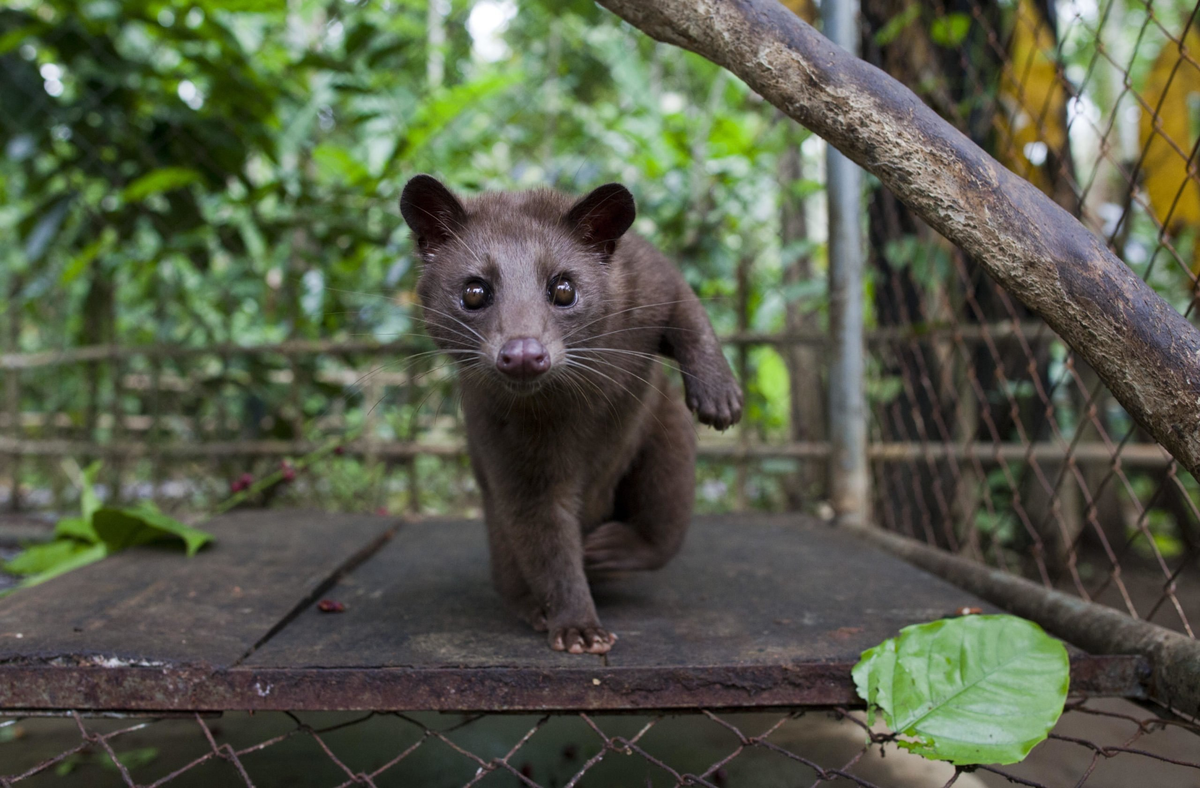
[5,700,1200,788]
[3,0,1200,784]
[858,0,1200,643]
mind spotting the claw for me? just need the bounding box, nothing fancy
[549,624,616,654]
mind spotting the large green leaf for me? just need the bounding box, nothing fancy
[92,506,214,556]
[54,517,98,543]
[3,539,98,576]
[5,543,107,592]
[852,615,1069,765]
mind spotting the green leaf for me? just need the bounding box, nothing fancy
[60,229,116,286]
[312,143,372,185]
[0,25,44,55]
[387,72,521,170]
[101,747,159,772]
[854,635,896,726]
[7,543,107,592]
[54,517,99,543]
[23,197,71,263]
[52,460,104,542]
[79,460,103,524]
[196,0,286,12]
[4,540,96,576]
[852,615,1069,765]
[930,13,971,47]
[875,6,921,46]
[121,168,203,203]
[92,505,214,556]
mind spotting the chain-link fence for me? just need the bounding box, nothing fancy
[3,0,1200,785]
[859,0,1200,643]
[5,700,1200,787]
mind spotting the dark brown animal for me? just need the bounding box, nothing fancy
[400,175,742,654]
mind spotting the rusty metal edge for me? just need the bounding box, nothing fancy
[0,654,1144,714]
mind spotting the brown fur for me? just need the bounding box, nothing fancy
[400,175,742,654]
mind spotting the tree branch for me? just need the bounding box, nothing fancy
[595,0,1200,479]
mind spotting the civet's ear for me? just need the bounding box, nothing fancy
[565,183,636,259]
[400,174,468,257]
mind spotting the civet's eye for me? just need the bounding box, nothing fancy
[461,280,491,310]
[549,276,576,307]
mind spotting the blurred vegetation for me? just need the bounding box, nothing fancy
[0,0,812,518]
[0,0,1198,575]
[0,0,798,351]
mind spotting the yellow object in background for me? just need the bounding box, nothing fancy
[995,0,1068,197]
[1139,28,1200,274]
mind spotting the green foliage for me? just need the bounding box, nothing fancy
[1122,475,1186,558]
[4,538,99,576]
[747,347,790,433]
[930,13,972,48]
[93,504,213,556]
[853,615,1069,765]
[55,746,159,777]
[121,168,204,203]
[2,462,213,592]
[875,6,920,46]
[7,0,1180,533]
[3,543,107,589]
[1,0,817,517]
[101,747,160,772]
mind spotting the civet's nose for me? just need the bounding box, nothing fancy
[496,338,550,380]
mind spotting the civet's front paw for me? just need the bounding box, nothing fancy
[549,623,617,655]
[685,374,744,431]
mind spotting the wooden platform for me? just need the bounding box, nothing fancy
[0,511,1145,712]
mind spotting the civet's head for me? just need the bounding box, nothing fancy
[400,175,636,392]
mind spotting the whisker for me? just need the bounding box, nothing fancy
[301,347,481,442]
[560,358,650,412]
[363,357,469,421]
[408,358,483,436]
[559,367,589,411]
[332,330,431,340]
[561,358,672,436]
[418,318,485,348]
[561,297,698,342]
[568,352,676,409]
[568,347,707,384]
[559,363,622,424]
[417,303,487,344]
[572,323,703,347]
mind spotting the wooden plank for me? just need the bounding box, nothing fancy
[246,514,997,670]
[0,510,397,667]
[0,513,1148,712]
[602,514,990,667]
[222,515,1142,711]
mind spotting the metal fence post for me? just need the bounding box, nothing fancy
[823,0,869,528]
